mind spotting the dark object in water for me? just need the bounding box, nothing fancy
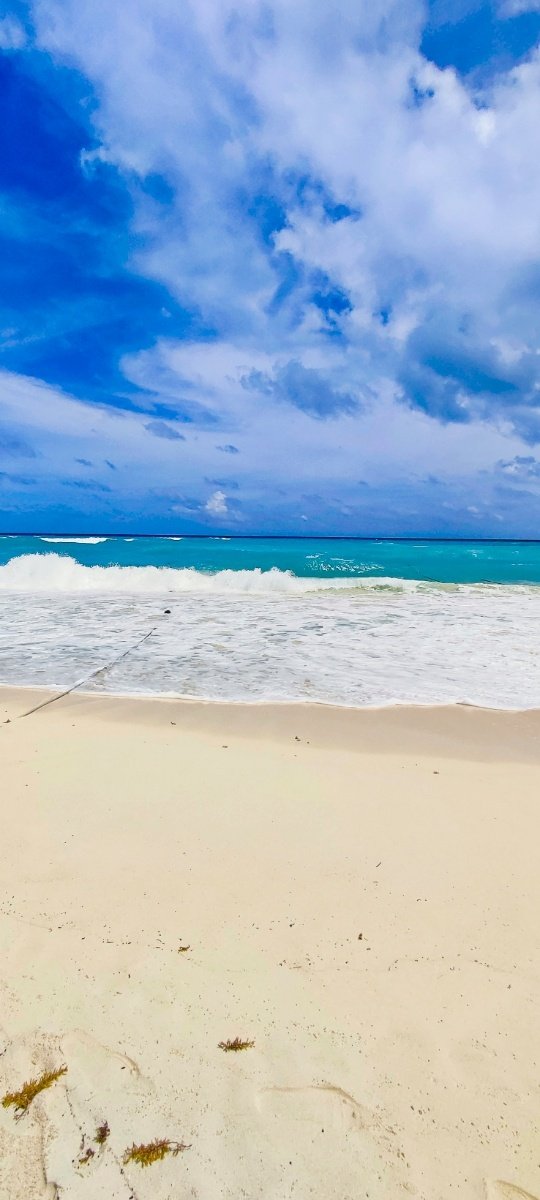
[164,609,171,614]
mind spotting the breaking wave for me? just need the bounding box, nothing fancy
[0,552,449,595]
[0,553,538,708]
[39,537,108,545]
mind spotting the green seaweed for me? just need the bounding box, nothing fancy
[2,1066,67,1119]
[95,1120,110,1145]
[123,1139,190,1167]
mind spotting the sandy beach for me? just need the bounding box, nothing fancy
[0,688,539,1200]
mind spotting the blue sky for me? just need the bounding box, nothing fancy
[0,0,540,535]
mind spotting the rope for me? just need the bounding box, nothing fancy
[4,609,172,722]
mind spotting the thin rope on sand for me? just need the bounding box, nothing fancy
[3,610,172,721]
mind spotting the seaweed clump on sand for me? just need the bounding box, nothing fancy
[218,1037,255,1052]
[123,1139,190,1167]
[2,1066,67,1119]
[95,1120,110,1145]
[78,1119,110,1165]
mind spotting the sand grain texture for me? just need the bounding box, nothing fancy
[0,689,539,1199]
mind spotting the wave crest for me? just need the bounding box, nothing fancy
[0,553,427,595]
[39,536,108,544]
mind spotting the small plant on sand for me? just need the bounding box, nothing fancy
[218,1037,255,1052]
[78,1147,95,1167]
[123,1139,190,1167]
[2,1066,67,1119]
[95,1121,110,1145]
[177,944,190,953]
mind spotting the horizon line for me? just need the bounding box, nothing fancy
[2,532,540,544]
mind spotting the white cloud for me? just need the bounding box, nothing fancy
[31,1,540,390]
[2,365,540,532]
[498,0,540,13]
[11,0,540,528]
[205,489,228,515]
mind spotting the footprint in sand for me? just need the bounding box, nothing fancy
[256,1083,409,1193]
[61,1029,142,1090]
[0,1029,153,1199]
[257,1082,368,1132]
[486,1183,540,1200]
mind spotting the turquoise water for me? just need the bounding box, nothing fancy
[1,535,540,583]
[0,537,539,706]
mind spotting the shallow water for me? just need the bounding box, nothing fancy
[0,537,539,707]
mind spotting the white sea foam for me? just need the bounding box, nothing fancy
[39,537,108,545]
[0,553,427,595]
[0,554,538,708]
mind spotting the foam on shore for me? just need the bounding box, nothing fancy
[0,555,538,708]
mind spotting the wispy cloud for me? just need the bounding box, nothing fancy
[242,361,360,419]
[65,478,112,493]
[497,454,540,479]
[0,427,37,458]
[0,16,27,51]
[144,419,186,441]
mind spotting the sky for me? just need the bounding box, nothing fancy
[0,0,540,535]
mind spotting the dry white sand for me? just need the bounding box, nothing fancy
[0,688,539,1200]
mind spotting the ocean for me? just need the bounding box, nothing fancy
[0,535,539,708]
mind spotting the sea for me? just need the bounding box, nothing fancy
[0,535,539,709]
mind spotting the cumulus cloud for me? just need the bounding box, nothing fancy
[1,0,539,531]
[204,489,228,515]
[27,0,540,442]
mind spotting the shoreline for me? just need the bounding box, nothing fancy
[2,683,540,762]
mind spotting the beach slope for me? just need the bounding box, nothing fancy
[0,690,539,1200]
